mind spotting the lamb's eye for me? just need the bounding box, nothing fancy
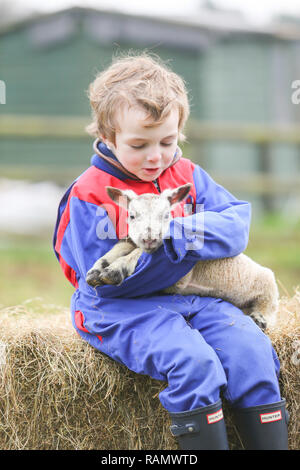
[129,213,136,220]
[164,213,170,220]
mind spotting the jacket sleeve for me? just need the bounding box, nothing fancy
[163,165,251,263]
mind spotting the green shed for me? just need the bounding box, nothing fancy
[1,6,300,214]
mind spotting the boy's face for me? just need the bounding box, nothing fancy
[104,106,179,181]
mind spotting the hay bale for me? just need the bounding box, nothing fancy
[0,294,299,450]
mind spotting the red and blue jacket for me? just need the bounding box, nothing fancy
[53,141,251,300]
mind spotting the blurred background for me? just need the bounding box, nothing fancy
[1,0,300,310]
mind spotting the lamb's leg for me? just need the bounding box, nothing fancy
[97,247,143,285]
[247,310,268,331]
[245,296,279,331]
[242,268,279,331]
[86,239,136,287]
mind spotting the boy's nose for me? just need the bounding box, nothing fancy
[146,149,162,163]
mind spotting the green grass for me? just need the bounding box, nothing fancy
[0,214,299,309]
[0,236,74,309]
[245,214,300,297]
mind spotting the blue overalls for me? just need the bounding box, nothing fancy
[53,142,281,414]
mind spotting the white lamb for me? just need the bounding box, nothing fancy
[86,184,279,330]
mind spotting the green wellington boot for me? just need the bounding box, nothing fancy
[169,399,229,450]
[232,398,289,450]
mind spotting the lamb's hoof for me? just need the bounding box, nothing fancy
[250,312,267,331]
[100,267,127,286]
[86,269,104,287]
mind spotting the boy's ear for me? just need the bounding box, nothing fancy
[100,135,115,151]
[163,183,192,208]
[106,186,137,209]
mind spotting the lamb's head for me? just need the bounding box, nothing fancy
[106,184,192,253]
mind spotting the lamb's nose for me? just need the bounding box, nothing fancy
[142,238,157,245]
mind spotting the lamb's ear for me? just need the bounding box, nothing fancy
[105,186,137,209]
[163,183,192,208]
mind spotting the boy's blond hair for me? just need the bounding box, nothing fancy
[86,53,190,143]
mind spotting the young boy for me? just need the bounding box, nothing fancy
[53,53,288,450]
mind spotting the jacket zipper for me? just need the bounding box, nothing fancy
[153,179,161,193]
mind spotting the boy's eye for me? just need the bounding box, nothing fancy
[131,142,173,150]
[130,142,174,150]
[131,145,145,149]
